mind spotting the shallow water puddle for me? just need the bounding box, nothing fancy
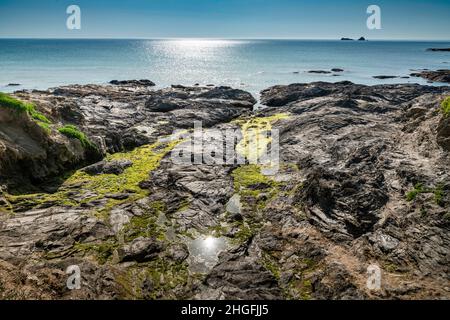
[186,236,230,273]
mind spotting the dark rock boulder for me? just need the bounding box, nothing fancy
[118,237,165,262]
[167,243,189,263]
[109,79,155,87]
[437,116,450,151]
[258,82,450,298]
[196,86,256,103]
[373,75,398,79]
[199,247,283,300]
[298,165,388,239]
[427,48,450,52]
[145,98,190,112]
[410,69,450,83]
[260,82,335,106]
[82,159,132,175]
[261,81,448,107]
[145,85,256,112]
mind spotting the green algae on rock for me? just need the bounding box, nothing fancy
[235,113,289,165]
[2,140,181,215]
[442,96,450,117]
[0,92,51,125]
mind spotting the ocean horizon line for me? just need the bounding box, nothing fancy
[1,37,450,42]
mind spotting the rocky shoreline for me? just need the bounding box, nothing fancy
[0,80,449,300]
[410,69,450,84]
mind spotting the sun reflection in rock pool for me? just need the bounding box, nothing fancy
[186,235,229,273]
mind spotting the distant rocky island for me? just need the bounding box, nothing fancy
[410,69,450,83]
[427,48,450,52]
[341,37,366,41]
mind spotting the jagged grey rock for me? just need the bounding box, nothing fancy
[0,81,449,300]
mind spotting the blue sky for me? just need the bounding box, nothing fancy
[0,0,449,39]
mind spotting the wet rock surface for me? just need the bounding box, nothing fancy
[308,70,332,74]
[427,48,450,52]
[0,81,449,300]
[410,69,450,83]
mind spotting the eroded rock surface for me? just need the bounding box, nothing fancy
[0,81,449,300]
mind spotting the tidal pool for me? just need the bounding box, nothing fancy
[186,236,230,273]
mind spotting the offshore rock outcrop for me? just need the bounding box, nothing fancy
[410,69,450,83]
[427,48,450,52]
[259,81,449,298]
[0,81,449,300]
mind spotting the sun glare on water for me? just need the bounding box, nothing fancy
[203,236,218,250]
[152,39,242,60]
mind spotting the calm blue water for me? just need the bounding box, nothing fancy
[1,39,449,96]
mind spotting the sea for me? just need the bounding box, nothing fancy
[1,39,449,97]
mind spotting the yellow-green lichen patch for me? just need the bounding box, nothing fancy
[73,239,119,265]
[5,192,78,212]
[232,164,274,189]
[69,140,180,199]
[286,277,313,300]
[176,198,191,213]
[441,96,450,117]
[2,140,180,215]
[406,183,424,202]
[228,164,280,244]
[116,258,190,300]
[114,200,168,245]
[405,183,448,207]
[383,262,402,273]
[284,258,318,300]
[235,113,289,165]
[228,162,299,218]
[231,221,254,243]
[434,184,445,206]
[0,194,14,215]
[122,214,165,243]
[37,122,52,134]
[261,251,281,281]
[231,164,280,203]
